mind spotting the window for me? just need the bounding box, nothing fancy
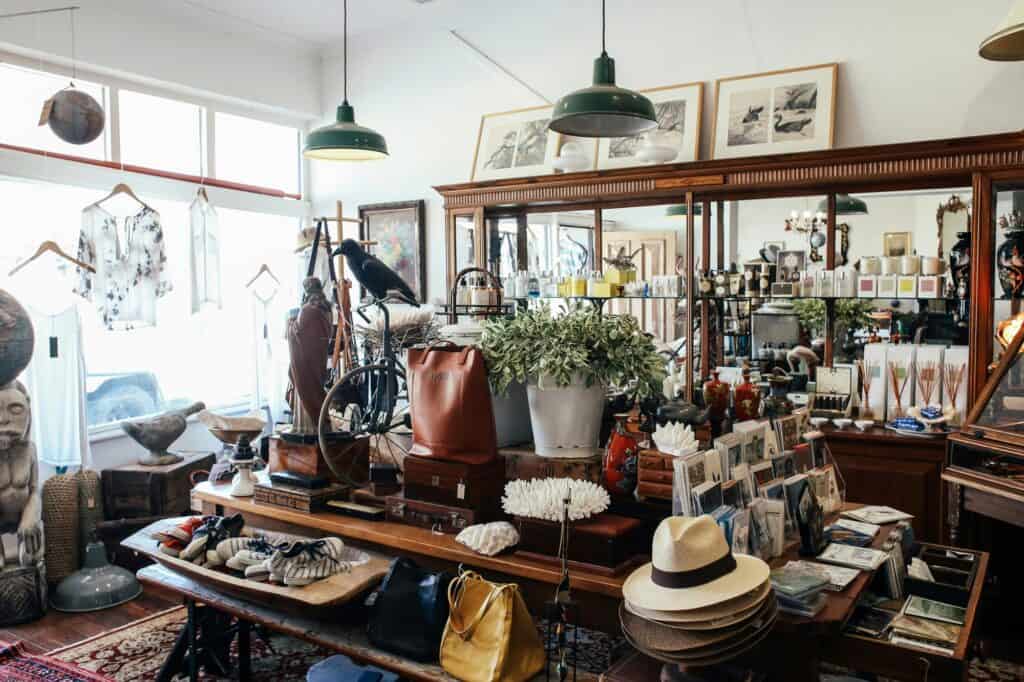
[0,63,107,159]
[118,90,204,175]
[215,112,300,194]
[0,176,299,430]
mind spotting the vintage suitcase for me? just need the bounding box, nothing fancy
[501,447,602,484]
[515,512,646,570]
[385,493,479,534]
[253,473,350,513]
[402,454,505,514]
[102,451,215,519]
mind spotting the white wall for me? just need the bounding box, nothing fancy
[309,0,1024,301]
[0,0,320,119]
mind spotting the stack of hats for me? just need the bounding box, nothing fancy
[621,516,776,667]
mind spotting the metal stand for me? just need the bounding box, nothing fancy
[543,600,579,682]
[157,599,252,682]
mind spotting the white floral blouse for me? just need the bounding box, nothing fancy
[75,204,172,330]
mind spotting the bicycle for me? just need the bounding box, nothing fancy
[316,294,413,487]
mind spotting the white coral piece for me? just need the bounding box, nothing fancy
[456,522,520,556]
[653,422,698,457]
[502,478,610,522]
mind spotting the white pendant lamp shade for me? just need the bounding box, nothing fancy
[980,1,1024,60]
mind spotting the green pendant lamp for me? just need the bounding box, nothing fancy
[549,0,658,138]
[817,194,868,215]
[304,0,388,161]
[665,203,702,216]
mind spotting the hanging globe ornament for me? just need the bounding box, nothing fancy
[44,84,105,145]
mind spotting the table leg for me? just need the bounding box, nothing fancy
[155,626,189,682]
[238,619,252,681]
[187,600,199,682]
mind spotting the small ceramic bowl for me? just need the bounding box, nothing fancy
[810,417,830,429]
[832,418,853,429]
[854,419,874,431]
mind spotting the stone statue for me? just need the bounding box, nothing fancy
[287,277,332,432]
[0,380,42,570]
[122,401,206,465]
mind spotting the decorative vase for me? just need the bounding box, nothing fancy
[997,227,1024,298]
[603,415,639,497]
[949,231,971,299]
[702,370,729,423]
[526,375,606,458]
[734,369,761,422]
[763,373,794,418]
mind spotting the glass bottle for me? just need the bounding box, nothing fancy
[527,271,540,298]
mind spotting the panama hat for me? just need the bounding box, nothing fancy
[618,594,776,653]
[622,516,769,612]
[624,578,771,626]
[622,612,776,667]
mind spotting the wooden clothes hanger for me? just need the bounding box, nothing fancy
[246,264,280,288]
[9,240,96,277]
[88,182,153,212]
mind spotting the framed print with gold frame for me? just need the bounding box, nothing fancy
[711,63,838,159]
[596,82,703,170]
[883,231,912,257]
[471,105,559,181]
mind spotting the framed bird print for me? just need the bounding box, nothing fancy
[596,82,703,169]
[358,200,427,302]
[711,63,838,159]
[471,105,559,181]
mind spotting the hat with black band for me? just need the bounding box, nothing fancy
[622,515,770,613]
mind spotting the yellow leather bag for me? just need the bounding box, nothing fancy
[440,570,545,682]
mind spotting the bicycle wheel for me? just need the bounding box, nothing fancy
[317,363,412,487]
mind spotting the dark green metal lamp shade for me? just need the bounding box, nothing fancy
[304,102,388,161]
[550,53,658,138]
[51,541,142,613]
[818,194,868,215]
[665,203,702,216]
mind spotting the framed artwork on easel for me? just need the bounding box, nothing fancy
[358,200,427,302]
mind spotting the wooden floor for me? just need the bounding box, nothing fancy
[0,584,181,654]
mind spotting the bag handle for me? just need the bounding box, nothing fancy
[446,570,514,640]
[415,341,473,366]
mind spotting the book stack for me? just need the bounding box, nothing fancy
[826,518,880,547]
[770,562,830,617]
[842,505,913,525]
[784,560,859,592]
[889,595,965,655]
[816,543,889,571]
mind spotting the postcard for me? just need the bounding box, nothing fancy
[817,543,888,571]
[904,596,966,626]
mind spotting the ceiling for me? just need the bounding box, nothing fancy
[160,0,474,46]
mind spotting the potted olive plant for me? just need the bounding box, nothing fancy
[481,305,664,457]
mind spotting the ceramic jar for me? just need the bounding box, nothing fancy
[734,369,761,422]
[880,256,900,275]
[859,257,881,275]
[920,256,943,275]
[762,373,794,419]
[702,369,730,423]
[603,415,639,497]
[900,255,920,275]
[997,228,1024,298]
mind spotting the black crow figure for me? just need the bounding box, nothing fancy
[335,239,419,306]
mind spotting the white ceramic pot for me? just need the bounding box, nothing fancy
[880,257,900,275]
[526,375,606,458]
[920,256,943,275]
[860,257,881,275]
[900,255,920,275]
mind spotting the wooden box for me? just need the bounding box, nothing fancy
[102,451,215,519]
[501,447,602,484]
[385,492,480,534]
[268,435,332,481]
[253,473,349,514]
[515,513,646,569]
[402,454,505,514]
[636,449,674,501]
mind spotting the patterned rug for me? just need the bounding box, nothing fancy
[0,640,111,681]
[821,657,1024,682]
[51,606,620,681]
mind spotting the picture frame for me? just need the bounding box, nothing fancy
[777,250,806,282]
[918,274,939,299]
[471,105,559,181]
[358,200,428,302]
[711,63,838,159]
[857,274,878,298]
[897,275,918,299]
[596,82,703,169]
[816,269,835,297]
[877,274,898,298]
[883,232,912,258]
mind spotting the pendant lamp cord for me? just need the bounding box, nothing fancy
[69,6,77,83]
[601,0,607,56]
[343,0,348,104]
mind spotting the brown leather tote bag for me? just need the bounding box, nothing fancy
[408,344,498,463]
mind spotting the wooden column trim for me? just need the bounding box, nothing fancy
[716,201,725,270]
[716,200,726,367]
[824,193,836,367]
[594,207,604,273]
[968,172,994,405]
[684,192,696,402]
[700,201,712,381]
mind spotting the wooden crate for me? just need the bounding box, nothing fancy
[636,448,674,501]
[102,451,215,519]
[500,446,602,484]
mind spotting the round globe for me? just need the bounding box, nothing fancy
[47,88,105,145]
[0,290,35,386]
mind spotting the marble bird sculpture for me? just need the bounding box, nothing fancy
[335,239,419,306]
[122,401,206,466]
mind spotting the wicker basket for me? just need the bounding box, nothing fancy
[41,473,80,583]
[76,470,105,554]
